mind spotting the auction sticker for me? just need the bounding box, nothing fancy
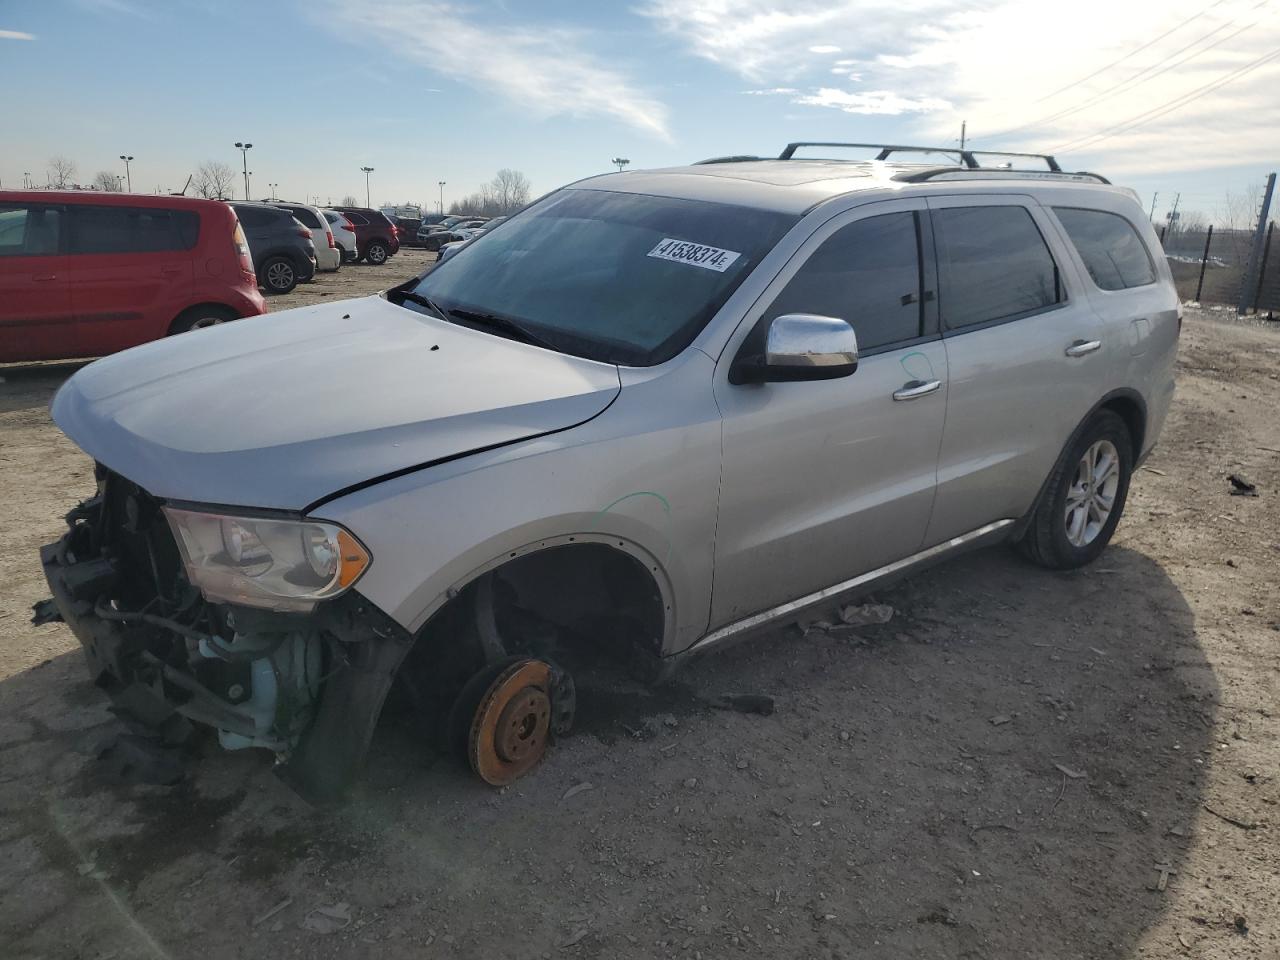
[647,237,741,272]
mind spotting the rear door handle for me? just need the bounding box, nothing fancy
[893,379,942,401]
[1065,339,1102,357]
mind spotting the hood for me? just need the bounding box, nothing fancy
[52,296,620,511]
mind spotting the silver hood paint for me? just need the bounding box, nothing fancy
[51,296,621,510]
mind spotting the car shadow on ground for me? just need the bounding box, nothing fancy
[0,543,1214,958]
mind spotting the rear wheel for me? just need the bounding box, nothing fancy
[365,241,389,265]
[169,305,237,335]
[1017,410,1133,569]
[260,256,298,294]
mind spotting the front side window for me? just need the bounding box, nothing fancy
[763,211,923,352]
[410,189,796,365]
[67,206,199,254]
[0,204,61,257]
[1054,207,1156,291]
[933,205,1062,329]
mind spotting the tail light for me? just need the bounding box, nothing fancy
[326,229,336,249]
[297,226,311,239]
[232,223,254,278]
[390,224,399,236]
[341,217,355,232]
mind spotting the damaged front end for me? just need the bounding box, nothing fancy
[34,466,411,801]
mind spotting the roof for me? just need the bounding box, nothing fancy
[573,155,1121,216]
[0,189,227,211]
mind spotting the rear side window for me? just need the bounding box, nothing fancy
[345,212,369,226]
[1054,207,1155,291]
[933,206,1062,329]
[67,205,199,254]
[233,205,277,228]
[764,211,923,352]
[285,206,322,229]
[0,205,62,256]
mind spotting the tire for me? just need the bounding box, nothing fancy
[1017,409,1133,570]
[169,305,237,335]
[365,241,389,265]
[260,256,298,294]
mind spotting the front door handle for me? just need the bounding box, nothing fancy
[893,379,942,401]
[1065,339,1102,358]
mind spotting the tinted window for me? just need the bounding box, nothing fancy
[413,189,796,365]
[323,211,340,224]
[0,205,62,256]
[933,206,1061,328]
[764,211,922,351]
[67,205,199,254]
[283,206,321,229]
[232,205,273,227]
[1054,207,1155,291]
[345,212,369,226]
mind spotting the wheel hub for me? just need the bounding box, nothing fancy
[467,659,555,785]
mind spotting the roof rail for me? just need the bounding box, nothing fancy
[692,155,765,165]
[778,141,1065,173]
[894,166,1112,185]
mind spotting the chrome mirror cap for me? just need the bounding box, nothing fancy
[765,313,859,369]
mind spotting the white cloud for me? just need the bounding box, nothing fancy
[743,87,799,95]
[0,29,34,40]
[795,87,951,115]
[320,1,670,140]
[639,0,1280,173]
[809,44,841,53]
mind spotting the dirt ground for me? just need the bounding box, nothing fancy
[1,261,1277,958]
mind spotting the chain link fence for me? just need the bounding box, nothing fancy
[1161,221,1277,314]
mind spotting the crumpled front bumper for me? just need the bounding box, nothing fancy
[35,495,415,803]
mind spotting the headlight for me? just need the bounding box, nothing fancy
[163,507,371,612]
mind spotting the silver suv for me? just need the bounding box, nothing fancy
[36,142,1179,799]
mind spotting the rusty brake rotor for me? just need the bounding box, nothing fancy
[467,659,554,786]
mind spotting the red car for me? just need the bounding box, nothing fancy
[0,191,266,363]
[331,206,401,264]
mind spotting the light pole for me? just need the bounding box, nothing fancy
[361,166,375,208]
[234,142,253,200]
[23,171,31,189]
[611,157,630,173]
[437,180,445,214]
[118,155,133,192]
[269,182,279,200]
[115,175,126,192]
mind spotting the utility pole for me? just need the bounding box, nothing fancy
[959,120,967,150]
[234,142,253,200]
[438,180,446,214]
[1148,191,1158,223]
[361,166,374,207]
[1239,172,1277,315]
[118,155,133,192]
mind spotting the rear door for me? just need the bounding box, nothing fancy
[67,204,198,355]
[711,199,948,627]
[924,195,1107,544]
[0,202,71,362]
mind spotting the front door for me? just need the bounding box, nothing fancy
[711,200,948,628]
[0,202,71,362]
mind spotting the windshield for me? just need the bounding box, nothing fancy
[407,189,795,365]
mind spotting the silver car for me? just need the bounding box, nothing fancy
[36,142,1179,799]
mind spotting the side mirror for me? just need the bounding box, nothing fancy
[729,313,859,385]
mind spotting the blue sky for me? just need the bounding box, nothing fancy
[2,0,1277,224]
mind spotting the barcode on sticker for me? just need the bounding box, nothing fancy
[647,238,741,273]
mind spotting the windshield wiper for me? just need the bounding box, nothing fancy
[447,307,559,351]
[396,290,451,320]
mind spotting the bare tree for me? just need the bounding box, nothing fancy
[92,170,123,192]
[194,161,236,200]
[341,194,359,207]
[1216,181,1267,266]
[490,168,530,213]
[48,156,78,189]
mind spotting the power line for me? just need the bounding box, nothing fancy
[979,0,1270,143]
[1049,44,1280,152]
[1031,0,1232,103]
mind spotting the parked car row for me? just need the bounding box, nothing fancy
[418,215,493,252]
[0,191,405,362]
[435,216,506,263]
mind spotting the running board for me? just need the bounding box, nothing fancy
[681,519,1017,660]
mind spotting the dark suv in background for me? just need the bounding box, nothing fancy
[229,202,316,294]
[332,206,400,264]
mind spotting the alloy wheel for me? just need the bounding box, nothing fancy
[1064,439,1120,547]
[266,261,294,290]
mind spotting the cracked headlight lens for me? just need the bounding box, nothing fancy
[164,507,371,612]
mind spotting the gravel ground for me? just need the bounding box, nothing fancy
[1,274,1277,958]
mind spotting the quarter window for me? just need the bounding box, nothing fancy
[1054,207,1156,291]
[0,205,61,257]
[933,205,1062,329]
[67,205,198,254]
[764,211,924,352]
